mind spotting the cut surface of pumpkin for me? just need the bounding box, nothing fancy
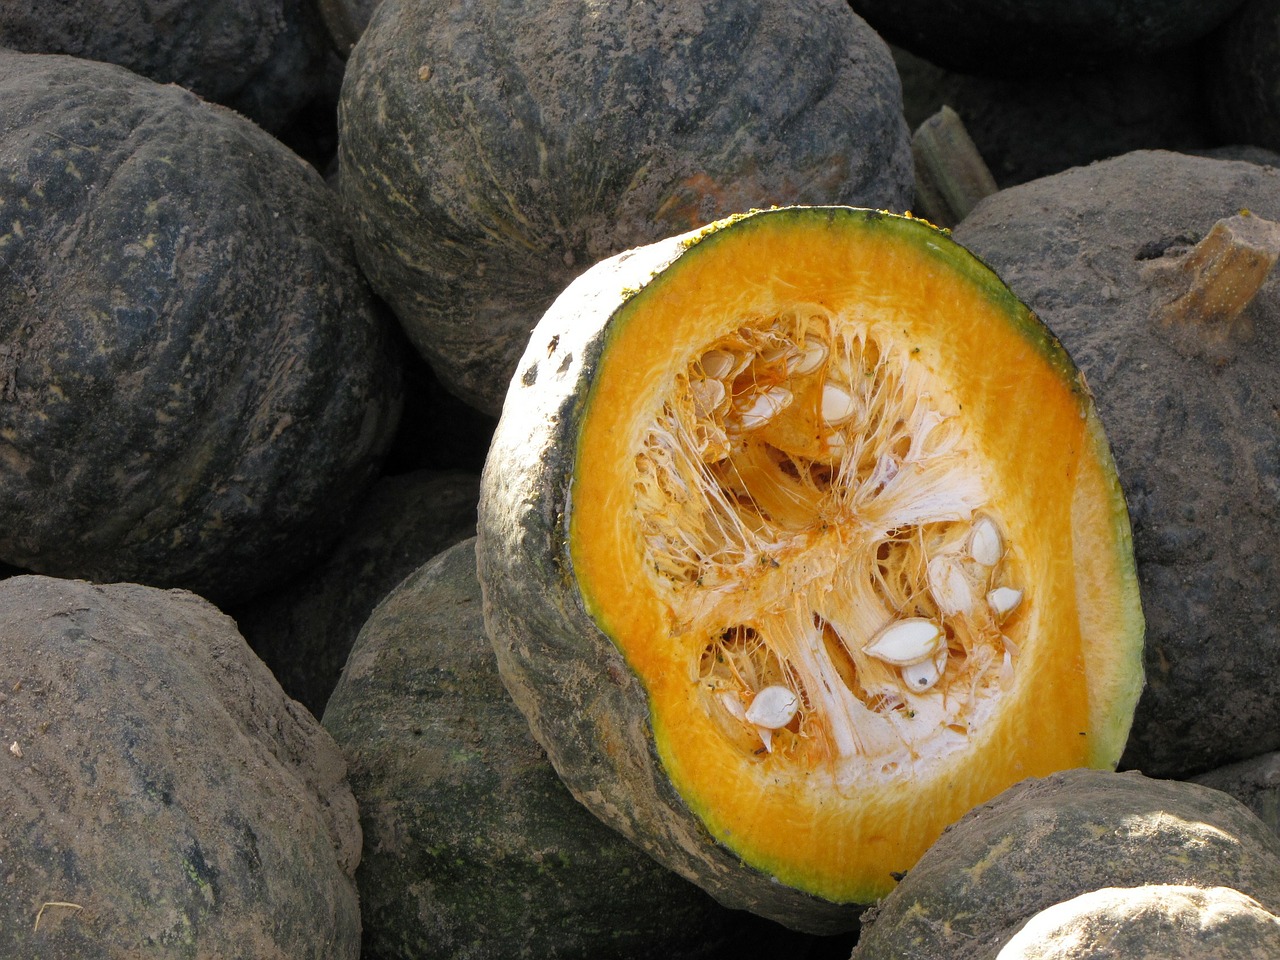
[478,206,1144,928]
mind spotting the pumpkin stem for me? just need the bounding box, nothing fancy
[1151,212,1280,355]
[910,106,997,229]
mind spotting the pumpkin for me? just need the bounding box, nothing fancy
[0,52,403,605]
[1193,751,1280,837]
[338,0,913,415]
[475,206,1144,932]
[849,768,1280,959]
[0,0,330,135]
[0,575,361,958]
[232,468,480,716]
[850,0,1247,75]
[953,150,1280,777]
[322,538,818,959]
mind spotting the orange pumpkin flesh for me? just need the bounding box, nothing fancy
[478,206,1143,928]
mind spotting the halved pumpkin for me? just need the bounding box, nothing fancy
[476,206,1144,932]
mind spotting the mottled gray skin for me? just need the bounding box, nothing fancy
[0,576,361,959]
[232,469,480,716]
[1000,885,1280,959]
[852,0,1245,75]
[0,53,403,606]
[1194,751,1280,837]
[0,0,329,133]
[850,769,1280,960]
[476,212,863,934]
[953,151,1280,778]
[323,539,802,959]
[339,0,912,415]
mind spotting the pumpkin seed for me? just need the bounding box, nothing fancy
[902,646,947,692]
[820,382,858,425]
[926,555,975,617]
[746,684,801,729]
[863,617,943,666]
[736,386,793,429]
[987,585,1023,619]
[968,515,1003,566]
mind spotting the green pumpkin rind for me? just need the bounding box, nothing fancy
[0,52,403,605]
[338,0,913,415]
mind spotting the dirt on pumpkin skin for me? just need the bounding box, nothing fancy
[0,576,361,959]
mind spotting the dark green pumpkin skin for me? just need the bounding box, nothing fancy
[853,0,1245,75]
[0,53,403,605]
[323,538,802,959]
[954,151,1280,778]
[338,0,912,415]
[0,576,361,959]
[233,469,480,716]
[0,0,329,133]
[851,769,1280,960]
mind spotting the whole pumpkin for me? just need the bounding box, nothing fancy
[338,0,913,414]
[850,769,1280,959]
[476,206,1143,932]
[0,52,403,605]
[0,576,362,958]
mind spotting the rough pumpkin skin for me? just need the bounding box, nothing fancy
[0,576,361,959]
[0,52,403,605]
[954,150,1280,778]
[322,538,800,960]
[476,206,1142,932]
[0,0,330,133]
[849,769,1280,960]
[338,0,913,415]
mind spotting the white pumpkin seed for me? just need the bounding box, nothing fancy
[690,377,726,418]
[745,684,800,729]
[969,516,1003,566]
[926,555,975,617]
[786,338,828,375]
[987,585,1023,619]
[863,617,943,666]
[821,382,858,425]
[902,646,948,692]
[736,386,792,429]
[699,349,737,379]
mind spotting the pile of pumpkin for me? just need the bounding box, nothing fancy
[3,0,1280,956]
